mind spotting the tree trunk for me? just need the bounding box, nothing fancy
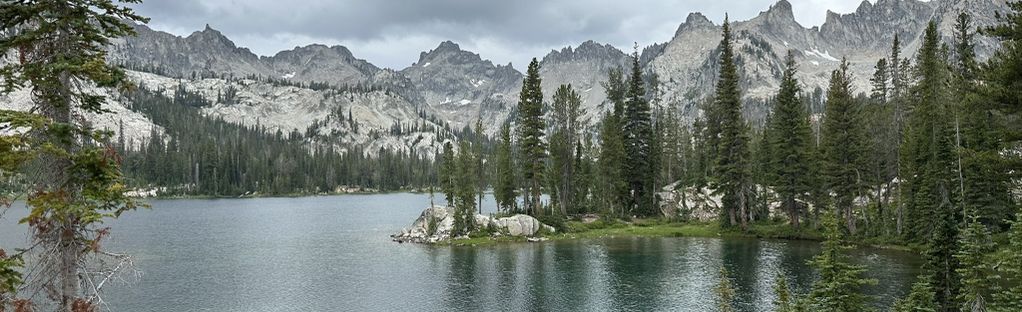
[846,203,857,235]
[787,196,800,228]
[739,187,749,231]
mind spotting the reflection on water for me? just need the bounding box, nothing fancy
[429,237,919,311]
[0,194,919,311]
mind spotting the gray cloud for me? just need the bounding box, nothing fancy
[131,0,871,70]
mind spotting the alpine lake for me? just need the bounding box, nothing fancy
[0,193,920,311]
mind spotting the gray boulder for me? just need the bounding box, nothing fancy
[392,206,555,244]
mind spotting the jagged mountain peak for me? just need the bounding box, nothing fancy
[817,0,935,50]
[742,0,803,35]
[680,12,714,31]
[855,0,874,14]
[415,40,492,67]
[188,24,231,43]
[436,40,461,52]
[271,43,357,61]
[761,0,795,22]
[541,40,626,65]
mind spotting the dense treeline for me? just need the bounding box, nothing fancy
[442,7,1022,312]
[119,87,438,195]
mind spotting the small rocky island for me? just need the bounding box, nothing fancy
[392,206,556,244]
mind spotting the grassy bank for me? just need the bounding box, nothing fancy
[446,219,916,251]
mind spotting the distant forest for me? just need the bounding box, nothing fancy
[117,87,446,196]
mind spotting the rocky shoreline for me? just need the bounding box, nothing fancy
[391,206,556,244]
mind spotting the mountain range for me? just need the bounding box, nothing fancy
[1,0,1010,158]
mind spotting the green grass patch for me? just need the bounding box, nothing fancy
[436,218,918,252]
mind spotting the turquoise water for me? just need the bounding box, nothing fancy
[0,194,920,311]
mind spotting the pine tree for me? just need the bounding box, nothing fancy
[452,141,477,236]
[902,21,959,243]
[924,192,962,312]
[622,50,656,217]
[866,55,899,237]
[954,213,996,312]
[769,51,813,228]
[888,34,912,237]
[690,117,711,188]
[494,123,516,213]
[475,119,485,214]
[660,107,682,186]
[991,208,1022,311]
[517,58,547,215]
[805,211,877,312]
[440,141,456,205]
[894,278,940,312]
[821,59,868,235]
[598,68,629,216]
[716,266,737,312]
[751,122,773,221]
[896,23,962,312]
[0,1,149,309]
[549,84,584,216]
[983,0,1022,159]
[773,273,797,312]
[573,138,594,214]
[871,58,890,104]
[711,15,752,229]
[955,12,1013,229]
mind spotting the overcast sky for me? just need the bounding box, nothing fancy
[130,0,873,70]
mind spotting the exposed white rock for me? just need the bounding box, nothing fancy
[391,206,556,244]
[657,181,721,222]
[0,55,162,149]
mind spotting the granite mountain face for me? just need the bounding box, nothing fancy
[3,0,1008,156]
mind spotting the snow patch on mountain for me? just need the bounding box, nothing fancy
[804,48,839,62]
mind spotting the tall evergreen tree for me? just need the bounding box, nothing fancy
[805,211,877,312]
[900,22,961,311]
[475,119,485,214]
[902,21,959,242]
[0,1,149,309]
[598,68,629,216]
[769,51,813,228]
[549,84,584,216]
[494,123,516,213]
[866,56,899,237]
[955,12,1013,229]
[715,266,737,312]
[573,138,594,214]
[991,208,1022,311]
[888,34,912,236]
[660,107,682,186]
[711,16,752,229]
[452,141,477,236]
[622,49,656,217]
[821,59,868,235]
[516,58,547,215]
[894,278,940,312]
[954,213,996,312]
[983,0,1022,162]
[440,141,456,205]
[773,273,799,312]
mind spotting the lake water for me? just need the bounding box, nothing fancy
[0,193,920,311]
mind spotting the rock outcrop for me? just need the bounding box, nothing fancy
[391,206,556,244]
[657,181,721,222]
